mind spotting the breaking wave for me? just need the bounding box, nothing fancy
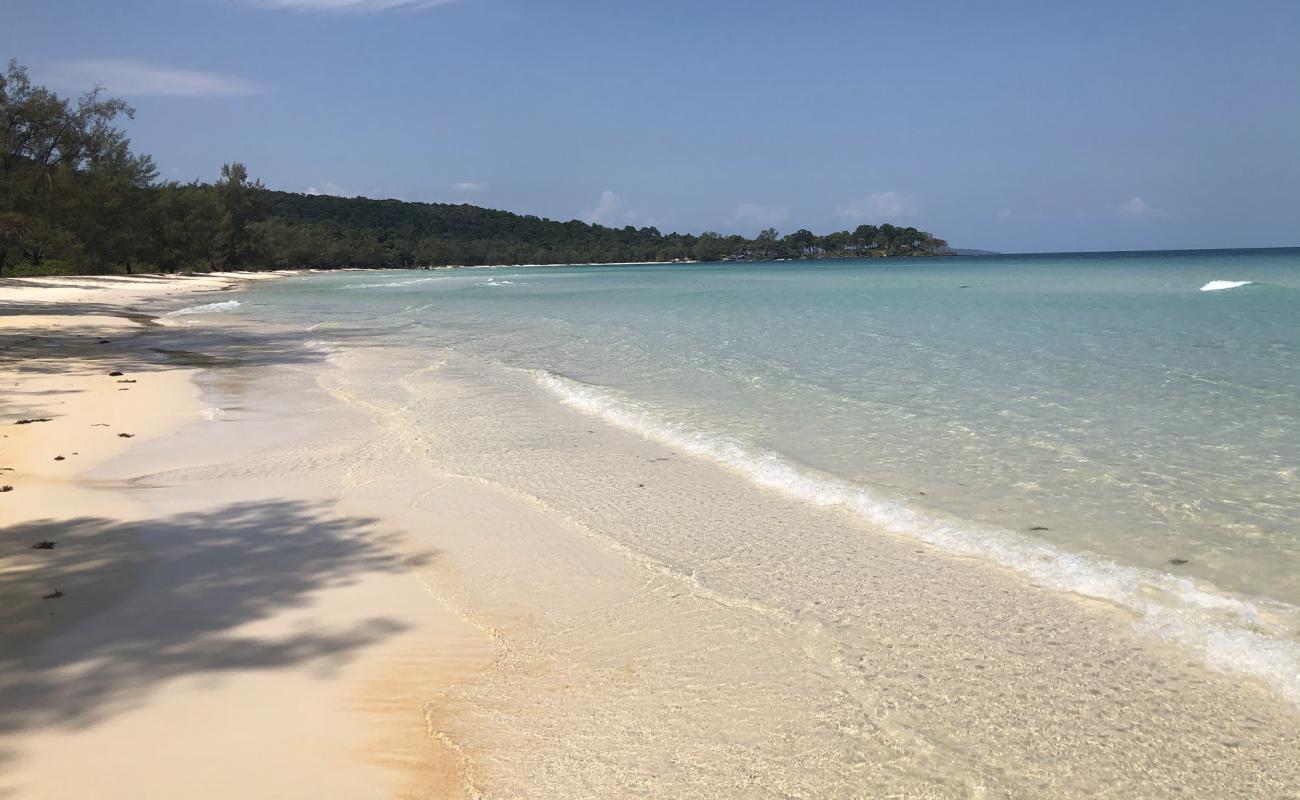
[534,370,1300,706]
[342,277,440,290]
[166,300,241,316]
[1200,280,1253,292]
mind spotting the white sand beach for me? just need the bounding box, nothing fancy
[0,274,489,799]
[3,271,1298,799]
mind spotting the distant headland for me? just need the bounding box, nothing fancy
[0,59,949,277]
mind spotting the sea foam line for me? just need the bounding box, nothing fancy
[341,277,440,290]
[166,299,241,316]
[534,370,1300,706]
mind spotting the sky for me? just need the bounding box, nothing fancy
[4,0,1299,253]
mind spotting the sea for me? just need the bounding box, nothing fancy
[183,248,1300,793]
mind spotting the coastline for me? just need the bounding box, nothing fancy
[318,339,1300,798]
[0,274,490,798]
[3,270,1298,798]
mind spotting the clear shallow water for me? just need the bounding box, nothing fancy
[245,249,1300,703]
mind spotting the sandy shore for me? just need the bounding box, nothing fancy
[0,274,489,799]
[5,271,1298,799]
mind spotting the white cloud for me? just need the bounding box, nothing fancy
[452,181,487,192]
[580,190,624,225]
[578,190,656,228]
[1117,196,1157,217]
[731,202,789,227]
[836,192,916,222]
[305,181,352,197]
[241,0,455,11]
[51,59,262,97]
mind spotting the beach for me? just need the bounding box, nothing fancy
[3,260,1299,798]
[0,274,490,798]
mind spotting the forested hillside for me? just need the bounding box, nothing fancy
[1,59,948,276]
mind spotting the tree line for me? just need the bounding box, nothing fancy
[1,59,948,276]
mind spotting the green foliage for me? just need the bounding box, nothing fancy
[0,59,948,276]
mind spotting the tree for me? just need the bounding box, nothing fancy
[0,59,134,275]
[852,224,879,251]
[693,231,727,261]
[785,229,816,255]
[215,162,265,268]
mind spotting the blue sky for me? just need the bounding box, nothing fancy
[5,0,1298,252]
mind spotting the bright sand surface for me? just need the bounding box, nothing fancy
[0,274,489,799]
[3,270,1299,798]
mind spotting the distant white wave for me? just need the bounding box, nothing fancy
[476,278,525,287]
[341,277,440,290]
[166,300,241,316]
[535,370,1300,707]
[1200,280,1252,292]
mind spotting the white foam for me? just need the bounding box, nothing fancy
[1200,280,1252,292]
[476,278,523,287]
[341,277,440,290]
[199,407,227,421]
[535,370,1300,706]
[166,300,241,316]
[302,339,343,355]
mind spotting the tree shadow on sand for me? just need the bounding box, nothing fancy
[0,299,385,378]
[0,499,432,764]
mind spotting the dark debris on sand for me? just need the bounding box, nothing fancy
[32,541,56,550]
[42,590,63,600]
[15,418,52,425]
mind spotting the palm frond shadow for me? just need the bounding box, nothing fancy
[0,499,430,753]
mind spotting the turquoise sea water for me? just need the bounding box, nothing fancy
[231,248,1300,702]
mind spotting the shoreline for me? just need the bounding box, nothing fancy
[0,274,491,798]
[4,271,1299,798]
[315,333,1300,797]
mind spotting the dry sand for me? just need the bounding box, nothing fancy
[0,274,490,799]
